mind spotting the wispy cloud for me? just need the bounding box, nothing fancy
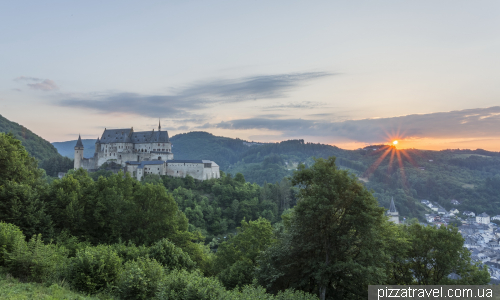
[28,79,58,91]
[261,101,325,111]
[14,76,59,91]
[201,106,500,143]
[57,72,333,118]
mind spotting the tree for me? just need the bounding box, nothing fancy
[387,223,489,285]
[0,133,52,238]
[257,157,388,300]
[259,157,387,299]
[214,217,274,289]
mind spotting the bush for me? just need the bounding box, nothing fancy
[111,242,149,262]
[156,269,227,300]
[148,238,196,271]
[5,234,68,283]
[69,245,122,294]
[0,222,25,266]
[116,257,165,300]
[155,269,319,300]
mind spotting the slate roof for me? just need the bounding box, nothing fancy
[479,212,490,218]
[100,128,170,144]
[125,160,165,169]
[75,135,83,148]
[389,197,397,213]
[95,137,100,144]
[166,160,213,164]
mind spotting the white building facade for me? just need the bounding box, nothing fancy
[74,122,220,181]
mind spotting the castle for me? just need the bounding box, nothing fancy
[74,122,220,181]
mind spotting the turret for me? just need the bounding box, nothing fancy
[387,197,399,224]
[158,119,161,131]
[74,135,84,169]
[95,137,101,153]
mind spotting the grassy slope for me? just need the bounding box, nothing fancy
[0,273,102,300]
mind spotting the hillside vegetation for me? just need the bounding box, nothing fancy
[0,133,489,299]
[53,131,500,219]
[0,114,73,176]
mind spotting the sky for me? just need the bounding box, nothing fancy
[1,0,500,151]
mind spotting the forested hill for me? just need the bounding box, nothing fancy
[0,114,73,176]
[0,114,59,161]
[53,131,500,219]
[169,131,251,169]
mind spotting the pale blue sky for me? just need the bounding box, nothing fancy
[1,1,500,150]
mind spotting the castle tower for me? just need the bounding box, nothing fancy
[74,135,84,169]
[95,137,100,153]
[387,197,399,224]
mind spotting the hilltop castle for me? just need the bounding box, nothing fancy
[74,121,220,181]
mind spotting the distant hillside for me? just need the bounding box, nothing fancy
[0,114,74,176]
[52,131,500,219]
[52,139,97,158]
[0,114,60,161]
[170,131,251,169]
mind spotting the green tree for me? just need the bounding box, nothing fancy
[214,217,274,289]
[0,133,52,238]
[388,223,490,285]
[257,157,388,300]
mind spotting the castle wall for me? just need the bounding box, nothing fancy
[166,162,220,181]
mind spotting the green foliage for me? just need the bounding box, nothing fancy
[148,238,196,271]
[116,257,165,300]
[170,131,250,170]
[68,245,122,294]
[156,269,319,300]
[0,222,25,266]
[110,242,149,263]
[0,133,53,239]
[257,157,388,300]
[0,114,60,162]
[386,223,490,285]
[0,272,100,300]
[0,132,43,186]
[214,218,274,289]
[38,155,73,177]
[5,234,67,283]
[156,269,227,299]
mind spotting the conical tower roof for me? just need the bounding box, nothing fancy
[95,137,100,144]
[75,135,84,147]
[389,197,397,213]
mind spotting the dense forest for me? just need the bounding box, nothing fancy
[0,132,490,299]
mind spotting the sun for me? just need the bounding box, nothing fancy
[392,140,398,145]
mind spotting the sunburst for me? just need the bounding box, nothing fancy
[362,133,422,189]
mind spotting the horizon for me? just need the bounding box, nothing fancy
[2,1,500,151]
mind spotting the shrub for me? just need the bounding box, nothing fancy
[0,222,25,266]
[156,269,227,300]
[147,238,196,271]
[116,257,165,300]
[69,245,122,294]
[5,234,68,283]
[111,242,149,262]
